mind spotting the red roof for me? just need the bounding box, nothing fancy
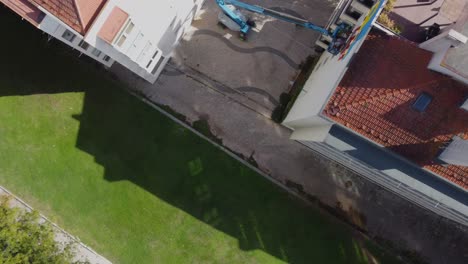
[29,0,107,34]
[323,32,468,189]
[0,0,44,26]
[98,6,128,44]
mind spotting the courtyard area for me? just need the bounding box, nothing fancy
[0,6,401,264]
[172,0,338,113]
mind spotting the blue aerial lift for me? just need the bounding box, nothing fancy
[215,0,351,55]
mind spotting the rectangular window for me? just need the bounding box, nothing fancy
[151,56,165,75]
[125,22,134,34]
[412,93,433,112]
[114,20,134,48]
[62,30,76,42]
[92,48,102,57]
[78,40,89,50]
[116,35,127,47]
[146,60,153,69]
[103,55,111,62]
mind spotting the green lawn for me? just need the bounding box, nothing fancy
[0,7,400,264]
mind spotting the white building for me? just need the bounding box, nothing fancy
[1,0,205,83]
[419,3,468,85]
[282,0,468,217]
[284,0,387,142]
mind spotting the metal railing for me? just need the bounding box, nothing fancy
[300,140,468,226]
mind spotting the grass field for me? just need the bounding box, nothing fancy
[0,7,400,264]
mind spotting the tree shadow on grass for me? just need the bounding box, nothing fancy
[0,6,397,264]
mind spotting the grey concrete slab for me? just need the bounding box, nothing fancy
[172,0,339,111]
[444,14,468,78]
[389,0,464,42]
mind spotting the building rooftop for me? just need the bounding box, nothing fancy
[29,0,106,34]
[441,2,468,79]
[97,6,128,44]
[323,31,468,189]
[0,0,45,26]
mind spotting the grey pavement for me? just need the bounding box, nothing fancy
[172,0,338,112]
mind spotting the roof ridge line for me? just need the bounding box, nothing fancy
[72,0,85,32]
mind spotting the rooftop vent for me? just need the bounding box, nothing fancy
[412,92,433,112]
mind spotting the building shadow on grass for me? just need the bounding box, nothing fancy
[0,6,390,264]
[71,83,372,263]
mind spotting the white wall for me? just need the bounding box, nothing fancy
[84,0,202,83]
[420,29,468,85]
[426,48,468,85]
[283,0,387,142]
[38,14,114,67]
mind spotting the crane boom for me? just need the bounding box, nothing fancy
[216,0,331,36]
[215,0,350,55]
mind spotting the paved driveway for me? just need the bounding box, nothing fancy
[172,0,339,112]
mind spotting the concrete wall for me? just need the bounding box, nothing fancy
[283,0,387,141]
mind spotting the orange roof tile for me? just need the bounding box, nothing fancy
[29,0,106,34]
[323,31,468,189]
[98,6,128,44]
[0,0,45,26]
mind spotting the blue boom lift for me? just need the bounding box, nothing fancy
[215,0,351,55]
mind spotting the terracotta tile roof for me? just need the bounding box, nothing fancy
[323,31,468,189]
[29,0,106,34]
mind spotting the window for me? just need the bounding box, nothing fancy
[103,55,111,62]
[125,22,134,34]
[78,40,89,50]
[62,30,76,42]
[145,50,160,69]
[412,93,433,112]
[114,20,134,48]
[91,48,101,57]
[145,59,153,69]
[151,56,165,75]
[116,35,127,47]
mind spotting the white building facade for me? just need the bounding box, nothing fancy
[1,0,205,83]
[283,0,387,141]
